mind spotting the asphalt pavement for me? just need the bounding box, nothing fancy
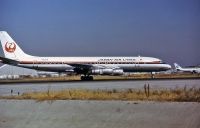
[0,100,199,128]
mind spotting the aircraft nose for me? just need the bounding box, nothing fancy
[165,64,172,70]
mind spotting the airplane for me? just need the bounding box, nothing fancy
[0,31,171,80]
[174,63,200,74]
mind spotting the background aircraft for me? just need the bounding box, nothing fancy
[174,63,200,74]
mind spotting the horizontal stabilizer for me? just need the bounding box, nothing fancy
[0,56,19,65]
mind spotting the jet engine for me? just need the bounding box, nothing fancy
[91,68,123,75]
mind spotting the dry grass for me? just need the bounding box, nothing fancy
[1,87,200,102]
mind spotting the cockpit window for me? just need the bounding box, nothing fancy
[161,61,166,64]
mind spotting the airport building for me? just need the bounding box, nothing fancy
[0,64,67,80]
[0,64,38,79]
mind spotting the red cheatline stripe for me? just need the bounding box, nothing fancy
[19,61,161,64]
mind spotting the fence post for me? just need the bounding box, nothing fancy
[11,89,13,95]
[144,84,147,98]
[147,84,150,97]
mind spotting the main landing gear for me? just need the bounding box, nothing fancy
[81,75,94,81]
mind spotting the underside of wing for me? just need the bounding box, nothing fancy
[68,63,123,75]
[69,63,120,70]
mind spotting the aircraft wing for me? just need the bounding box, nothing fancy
[68,63,121,75]
[69,63,120,70]
[69,64,93,69]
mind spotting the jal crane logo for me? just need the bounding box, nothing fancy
[5,42,16,53]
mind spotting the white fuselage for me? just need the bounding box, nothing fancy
[177,67,200,73]
[17,56,171,73]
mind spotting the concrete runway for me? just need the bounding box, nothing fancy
[0,79,200,96]
[0,100,200,128]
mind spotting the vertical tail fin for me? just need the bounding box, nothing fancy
[174,63,182,70]
[0,31,31,60]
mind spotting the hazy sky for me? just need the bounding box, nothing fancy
[0,0,199,66]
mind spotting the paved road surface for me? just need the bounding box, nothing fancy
[0,79,200,96]
[0,100,199,128]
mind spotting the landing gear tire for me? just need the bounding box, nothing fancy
[81,76,93,81]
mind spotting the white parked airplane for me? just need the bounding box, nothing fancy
[0,31,171,80]
[174,63,200,74]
